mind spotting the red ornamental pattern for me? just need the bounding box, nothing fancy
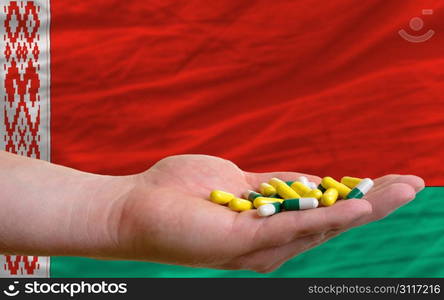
[3,0,41,158]
[2,1,43,276]
[4,256,39,275]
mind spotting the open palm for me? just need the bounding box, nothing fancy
[116,154,424,273]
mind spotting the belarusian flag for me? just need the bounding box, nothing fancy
[1,0,443,277]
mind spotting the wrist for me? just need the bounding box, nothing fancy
[0,152,144,258]
[69,173,141,258]
[0,166,139,258]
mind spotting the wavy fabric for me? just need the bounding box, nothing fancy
[51,0,444,184]
[49,0,444,276]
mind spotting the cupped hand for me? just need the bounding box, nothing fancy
[113,154,424,273]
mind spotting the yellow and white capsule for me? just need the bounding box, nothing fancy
[320,188,339,206]
[305,188,323,200]
[210,190,235,205]
[297,176,310,187]
[297,177,318,190]
[228,197,253,212]
[290,181,312,196]
[320,177,351,199]
[253,196,284,208]
[307,182,318,190]
[269,177,301,199]
[341,176,362,189]
[259,182,277,197]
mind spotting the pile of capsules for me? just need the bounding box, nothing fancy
[209,176,374,217]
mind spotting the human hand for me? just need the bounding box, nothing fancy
[109,154,424,273]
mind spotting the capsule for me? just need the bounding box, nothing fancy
[305,188,323,200]
[290,181,311,196]
[282,198,318,211]
[341,176,362,189]
[307,182,318,190]
[320,177,351,199]
[242,190,262,201]
[269,177,302,199]
[285,181,295,186]
[297,176,310,187]
[259,183,277,197]
[318,183,326,193]
[257,202,282,217]
[228,197,253,212]
[320,188,339,206]
[253,196,284,208]
[346,178,374,199]
[210,190,235,205]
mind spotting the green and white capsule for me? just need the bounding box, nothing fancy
[282,198,319,211]
[346,178,374,199]
[243,190,262,201]
[257,202,282,217]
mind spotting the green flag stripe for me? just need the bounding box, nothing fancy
[51,187,444,278]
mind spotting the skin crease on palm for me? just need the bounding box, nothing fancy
[0,152,425,273]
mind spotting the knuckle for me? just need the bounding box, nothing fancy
[224,256,252,271]
[328,219,343,229]
[230,256,277,273]
[325,229,341,239]
[276,233,294,246]
[251,262,275,273]
[318,210,340,230]
[306,233,325,244]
